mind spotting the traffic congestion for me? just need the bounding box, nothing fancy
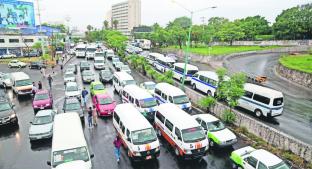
[0,42,292,169]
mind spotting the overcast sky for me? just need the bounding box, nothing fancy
[31,0,311,31]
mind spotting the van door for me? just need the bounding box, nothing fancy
[174,127,183,154]
[239,91,254,111]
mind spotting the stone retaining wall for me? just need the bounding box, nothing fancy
[276,63,312,89]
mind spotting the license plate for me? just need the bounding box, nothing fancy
[146,155,152,160]
[40,107,44,109]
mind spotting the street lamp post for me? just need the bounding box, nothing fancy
[172,1,216,90]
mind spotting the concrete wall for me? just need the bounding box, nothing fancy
[211,40,312,46]
[276,63,312,89]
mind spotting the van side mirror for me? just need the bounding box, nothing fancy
[47,161,51,166]
[90,154,95,158]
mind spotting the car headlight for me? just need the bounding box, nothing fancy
[10,114,16,118]
[155,146,160,152]
[133,151,141,156]
[184,149,192,155]
[45,103,50,106]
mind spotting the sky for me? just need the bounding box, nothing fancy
[29,0,311,31]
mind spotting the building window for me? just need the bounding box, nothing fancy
[24,39,34,43]
[0,39,4,43]
[9,39,19,43]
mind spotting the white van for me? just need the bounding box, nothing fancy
[191,71,219,96]
[47,113,94,169]
[122,85,158,122]
[113,103,160,161]
[105,49,115,60]
[146,53,163,65]
[113,72,136,95]
[75,44,86,58]
[154,55,175,73]
[238,83,284,118]
[86,44,97,60]
[172,63,198,83]
[94,57,105,70]
[95,51,105,58]
[155,103,208,159]
[11,72,32,97]
[154,83,192,112]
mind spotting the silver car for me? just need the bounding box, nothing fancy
[0,73,13,88]
[81,70,95,83]
[64,72,76,84]
[29,109,56,141]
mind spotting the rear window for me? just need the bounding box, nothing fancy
[273,97,283,106]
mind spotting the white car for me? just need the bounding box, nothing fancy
[63,72,76,84]
[65,82,81,100]
[8,60,27,68]
[231,146,291,169]
[120,65,131,74]
[139,81,156,95]
[0,73,13,88]
[1,53,16,59]
[193,114,237,147]
[29,109,56,141]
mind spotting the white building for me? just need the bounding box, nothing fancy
[109,0,141,36]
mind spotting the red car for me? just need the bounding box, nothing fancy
[92,94,116,117]
[32,90,53,112]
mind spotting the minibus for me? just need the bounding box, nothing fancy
[154,103,208,159]
[48,113,94,169]
[146,53,163,65]
[154,55,175,73]
[86,44,97,60]
[122,85,158,122]
[238,83,284,118]
[113,72,136,95]
[172,63,198,83]
[11,72,32,97]
[191,71,219,96]
[75,44,86,58]
[154,83,191,112]
[113,103,160,161]
[105,49,115,60]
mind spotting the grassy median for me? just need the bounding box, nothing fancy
[279,54,312,74]
[162,45,281,56]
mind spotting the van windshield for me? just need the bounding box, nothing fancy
[95,53,104,57]
[173,95,189,104]
[87,48,96,52]
[131,128,157,145]
[182,127,206,143]
[123,80,136,86]
[207,120,225,132]
[52,146,89,168]
[16,79,32,87]
[140,98,157,108]
[94,59,104,63]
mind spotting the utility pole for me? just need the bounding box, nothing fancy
[201,16,206,31]
[36,0,45,57]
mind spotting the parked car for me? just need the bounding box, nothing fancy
[193,114,237,147]
[92,94,116,117]
[120,65,131,74]
[139,81,156,95]
[231,146,291,169]
[24,51,39,57]
[67,64,77,74]
[79,61,90,72]
[63,72,76,84]
[115,62,124,71]
[90,81,106,96]
[64,82,81,100]
[29,109,56,141]
[1,53,16,59]
[99,69,113,83]
[29,61,47,69]
[8,60,27,68]
[81,70,95,83]
[32,90,53,112]
[62,97,83,119]
[112,57,120,67]
[0,91,17,126]
[0,73,13,88]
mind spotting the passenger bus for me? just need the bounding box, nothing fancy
[75,44,86,58]
[86,44,97,60]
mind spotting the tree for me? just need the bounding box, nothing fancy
[87,25,93,32]
[216,22,245,45]
[168,16,191,29]
[198,96,216,113]
[113,20,119,30]
[103,20,109,30]
[237,15,271,40]
[167,25,187,49]
[32,42,42,51]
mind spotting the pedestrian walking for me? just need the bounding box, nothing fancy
[32,82,37,96]
[92,105,97,126]
[47,75,53,89]
[113,135,122,163]
[51,65,55,74]
[81,87,89,107]
[88,107,93,128]
[60,64,63,72]
[38,81,42,90]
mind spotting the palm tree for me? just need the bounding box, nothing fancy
[103,20,109,30]
[112,20,119,30]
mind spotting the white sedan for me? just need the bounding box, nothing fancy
[29,109,56,141]
[1,53,16,59]
[8,60,27,68]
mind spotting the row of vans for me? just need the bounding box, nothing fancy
[147,52,284,118]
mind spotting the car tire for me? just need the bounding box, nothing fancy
[207,90,212,96]
[180,78,183,83]
[255,109,263,117]
[209,140,214,147]
[174,147,180,156]
[192,83,196,90]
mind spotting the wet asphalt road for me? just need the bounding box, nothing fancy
[0,56,246,169]
[226,53,312,144]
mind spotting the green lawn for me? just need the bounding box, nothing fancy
[279,54,312,74]
[163,45,281,56]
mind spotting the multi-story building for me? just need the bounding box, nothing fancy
[109,0,141,36]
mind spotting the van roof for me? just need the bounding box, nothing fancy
[251,149,282,167]
[157,55,175,62]
[192,114,219,123]
[106,49,114,53]
[115,103,152,131]
[196,71,219,81]
[123,85,153,100]
[174,63,198,71]
[244,83,283,98]
[113,72,134,81]
[157,103,200,130]
[149,53,164,58]
[11,72,30,80]
[52,113,87,151]
[155,83,186,96]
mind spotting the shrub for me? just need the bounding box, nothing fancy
[198,96,216,113]
[221,110,236,124]
[165,78,174,85]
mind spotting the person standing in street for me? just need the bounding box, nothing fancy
[47,75,53,89]
[38,81,42,90]
[113,135,122,163]
[81,87,89,107]
[31,82,37,96]
[88,107,93,128]
[92,105,97,126]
